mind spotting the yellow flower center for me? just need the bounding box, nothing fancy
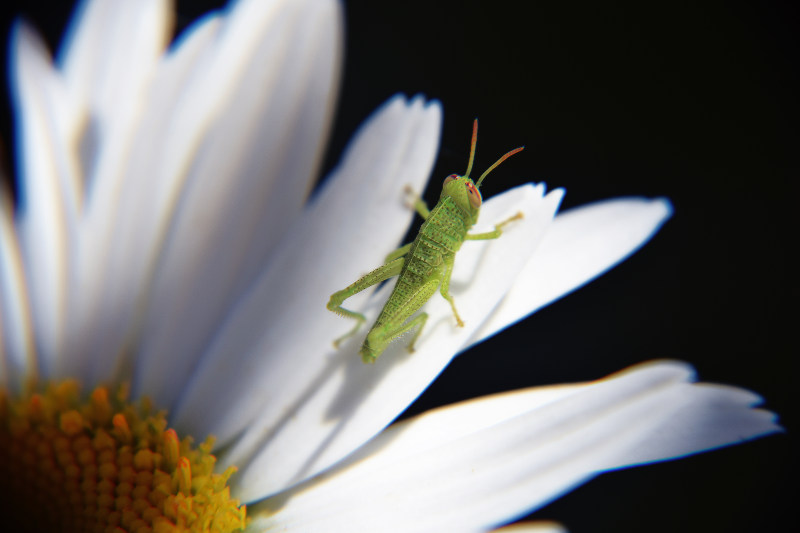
[0,380,246,532]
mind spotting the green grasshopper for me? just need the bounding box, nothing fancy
[327,119,524,363]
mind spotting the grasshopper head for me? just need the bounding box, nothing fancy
[440,119,524,225]
[440,173,483,225]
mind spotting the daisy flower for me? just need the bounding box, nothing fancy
[0,0,780,532]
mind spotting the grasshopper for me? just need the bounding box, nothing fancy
[327,119,524,363]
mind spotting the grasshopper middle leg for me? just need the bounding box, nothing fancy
[465,211,524,240]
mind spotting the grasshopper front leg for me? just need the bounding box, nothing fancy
[403,185,431,220]
[465,211,523,240]
[327,257,405,348]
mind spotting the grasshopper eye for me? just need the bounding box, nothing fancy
[443,174,459,186]
[465,181,482,209]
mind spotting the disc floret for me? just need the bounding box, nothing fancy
[0,381,246,532]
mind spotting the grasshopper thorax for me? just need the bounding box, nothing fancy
[439,119,524,224]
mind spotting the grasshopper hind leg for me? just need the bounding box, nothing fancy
[360,280,438,363]
[361,311,429,363]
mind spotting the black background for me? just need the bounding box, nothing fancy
[1,1,794,531]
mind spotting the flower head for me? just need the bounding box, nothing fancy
[0,0,780,531]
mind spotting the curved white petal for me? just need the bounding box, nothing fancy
[172,95,442,451]
[258,361,779,533]
[19,0,175,380]
[132,0,342,409]
[470,197,672,345]
[62,4,218,380]
[59,0,171,128]
[492,523,567,533]
[9,22,82,376]
[245,515,568,533]
[0,193,34,389]
[53,0,340,388]
[207,166,562,501]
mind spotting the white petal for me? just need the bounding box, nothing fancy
[216,179,562,501]
[258,361,779,533]
[9,22,82,375]
[58,0,340,387]
[491,523,567,533]
[61,4,219,379]
[37,0,173,379]
[171,96,443,490]
[0,193,35,389]
[131,0,342,409]
[470,197,672,345]
[58,0,171,187]
[59,0,171,115]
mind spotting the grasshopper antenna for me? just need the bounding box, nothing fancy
[463,118,524,188]
[463,118,479,179]
[476,144,524,189]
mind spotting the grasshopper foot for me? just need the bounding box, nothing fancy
[403,185,419,209]
[451,307,465,327]
[498,211,524,228]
